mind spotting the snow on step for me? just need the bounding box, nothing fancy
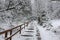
[0,21,41,40]
[21,25,35,37]
[21,29,34,37]
[19,21,41,40]
[25,31,34,32]
[21,35,33,37]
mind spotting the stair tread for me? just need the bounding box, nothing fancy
[28,28,34,30]
[25,31,34,32]
[21,35,33,37]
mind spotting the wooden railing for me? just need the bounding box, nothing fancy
[0,22,29,40]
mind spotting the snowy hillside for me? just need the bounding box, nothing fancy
[0,0,60,40]
[0,0,32,30]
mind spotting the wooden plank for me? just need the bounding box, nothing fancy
[0,24,24,34]
[10,30,12,40]
[24,23,25,29]
[0,21,30,40]
[5,32,8,40]
[5,30,20,40]
[21,35,33,37]
[20,26,21,34]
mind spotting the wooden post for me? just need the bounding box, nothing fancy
[5,32,8,40]
[20,26,21,34]
[27,22,28,26]
[24,23,25,29]
[10,30,12,40]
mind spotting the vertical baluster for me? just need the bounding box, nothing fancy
[10,30,12,40]
[27,22,28,26]
[24,23,25,29]
[20,26,21,34]
[5,32,8,40]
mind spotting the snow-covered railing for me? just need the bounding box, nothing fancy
[0,22,29,40]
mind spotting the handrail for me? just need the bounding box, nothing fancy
[0,22,29,40]
[0,24,24,34]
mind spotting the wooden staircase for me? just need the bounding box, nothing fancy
[0,21,41,40]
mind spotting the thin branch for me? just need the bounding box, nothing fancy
[0,1,23,12]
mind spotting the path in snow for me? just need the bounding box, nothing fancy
[33,21,60,40]
[1,20,60,40]
[0,21,41,40]
[12,21,41,40]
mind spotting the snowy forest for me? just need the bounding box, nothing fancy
[0,0,60,40]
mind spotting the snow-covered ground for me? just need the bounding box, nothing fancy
[50,19,60,31]
[33,20,60,40]
[0,20,60,40]
[0,21,37,40]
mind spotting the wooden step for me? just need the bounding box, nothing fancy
[25,31,34,32]
[28,28,34,30]
[21,35,33,37]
